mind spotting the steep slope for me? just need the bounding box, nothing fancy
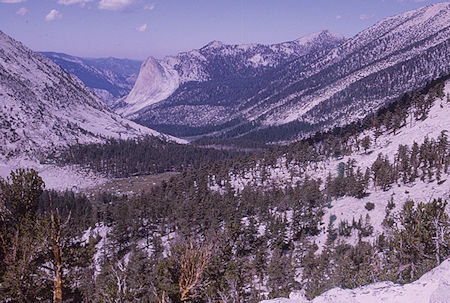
[199,77,450,302]
[41,52,141,104]
[0,30,182,163]
[133,3,450,141]
[117,56,180,116]
[260,258,450,303]
[210,78,450,238]
[254,2,450,126]
[117,30,344,119]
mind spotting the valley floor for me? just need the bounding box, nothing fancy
[82,172,179,197]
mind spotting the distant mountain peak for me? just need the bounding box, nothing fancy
[202,40,225,49]
[294,30,345,45]
[199,32,345,51]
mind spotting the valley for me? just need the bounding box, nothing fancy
[0,2,449,303]
[41,52,142,104]
[125,3,450,142]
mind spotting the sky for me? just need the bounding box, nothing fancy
[0,0,446,60]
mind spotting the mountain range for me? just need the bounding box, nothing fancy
[121,2,450,142]
[113,30,345,118]
[0,2,449,301]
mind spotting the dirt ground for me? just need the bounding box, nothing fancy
[82,172,179,197]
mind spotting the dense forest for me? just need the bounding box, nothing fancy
[1,78,449,302]
[56,136,244,178]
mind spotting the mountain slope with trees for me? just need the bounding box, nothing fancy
[133,2,450,142]
[0,4,449,302]
[2,76,447,302]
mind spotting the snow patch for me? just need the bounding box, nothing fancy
[0,158,107,191]
[260,258,450,303]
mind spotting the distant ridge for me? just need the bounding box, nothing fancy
[115,30,345,118]
[41,52,141,104]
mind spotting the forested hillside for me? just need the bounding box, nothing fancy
[1,76,448,302]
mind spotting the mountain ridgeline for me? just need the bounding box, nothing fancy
[124,3,450,143]
[118,30,345,130]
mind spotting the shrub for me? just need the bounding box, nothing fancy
[365,202,375,211]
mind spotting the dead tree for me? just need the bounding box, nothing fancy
[178,240,213,302]
[50,209,71,303]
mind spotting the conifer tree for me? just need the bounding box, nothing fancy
[361,135,371,154]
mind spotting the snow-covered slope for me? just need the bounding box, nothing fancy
[41,52,141,104]
[260,258,450,303]
[117,30,344,118]
[227,79,450,303]
[210,80,450,252]
[0,30,184,163]
[311,85,450,252]
[259,2,450,127]
[132,3,450,141]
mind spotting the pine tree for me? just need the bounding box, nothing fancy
[361,135,371,154]
[388,199,450,282]
[371,154,394,191]
[0,169,49,302]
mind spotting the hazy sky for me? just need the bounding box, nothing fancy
[0,0,445,60]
